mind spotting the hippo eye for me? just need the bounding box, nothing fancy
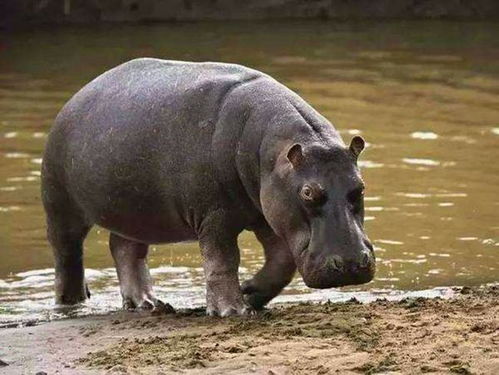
[300,185,314,201]
[347,186,364,204]
[300,184,325,204]
[348,186,365,213]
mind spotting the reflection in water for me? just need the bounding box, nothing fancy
[411,131,438,140]
[1,21,498,323]
[402,158,440,166]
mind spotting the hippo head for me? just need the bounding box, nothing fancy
[260,136,375,288]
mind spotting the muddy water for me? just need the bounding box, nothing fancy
[0,21,498,323]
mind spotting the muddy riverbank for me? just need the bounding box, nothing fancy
[0,285,497,374]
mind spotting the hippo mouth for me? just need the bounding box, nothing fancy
[297,238,311,258]
[298,249,376,289]
[301,265,375,289]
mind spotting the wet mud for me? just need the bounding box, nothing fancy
[1,285,497,374]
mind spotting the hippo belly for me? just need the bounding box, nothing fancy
[44,58,261,244]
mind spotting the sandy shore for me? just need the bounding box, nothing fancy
[1,285,497,374]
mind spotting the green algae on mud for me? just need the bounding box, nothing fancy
[82,302,379,370]
[83,334,216,370]
[79,285,498,374]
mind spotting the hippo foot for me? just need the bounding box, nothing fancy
[56,293,87,305]
[206,298,255,317]
[122,296,175,314]
[241,280,274,310]
[55,282,91,305]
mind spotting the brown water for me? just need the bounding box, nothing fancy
[1,21,498,322]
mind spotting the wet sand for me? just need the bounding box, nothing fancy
[1,285,497,374]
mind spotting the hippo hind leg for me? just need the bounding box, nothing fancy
[242,225,296,310]
[43,183,91,305]
[109,233,175,313]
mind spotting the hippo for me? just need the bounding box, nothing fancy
[41,58,375,317]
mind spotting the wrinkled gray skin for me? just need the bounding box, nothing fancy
[41,58,375,317]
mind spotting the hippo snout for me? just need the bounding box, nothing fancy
[301,249,376,289]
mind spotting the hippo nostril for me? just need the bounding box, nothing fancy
[360,252,370,268]
[326,255,343,272]
[364,239,374,252]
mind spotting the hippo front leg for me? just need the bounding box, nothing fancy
[109,233,174,313]
[242,225,296,310]
[199,213,253,317]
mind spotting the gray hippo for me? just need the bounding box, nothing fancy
[41,58,375,317]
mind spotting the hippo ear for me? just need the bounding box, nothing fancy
[287,144,304,168]
[349,136,365,158]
